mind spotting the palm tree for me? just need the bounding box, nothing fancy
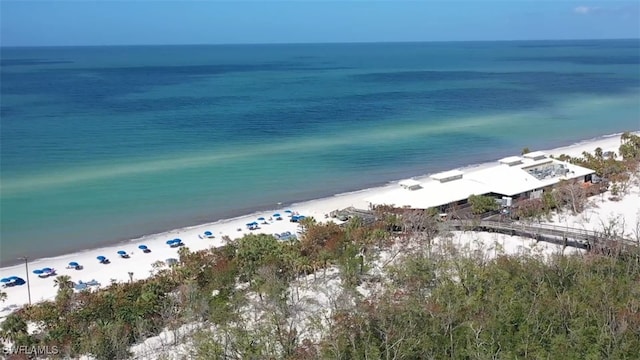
[53,275,73,291]
[0,290,7,303]
[0,313,28,343]
[54,275,74,307]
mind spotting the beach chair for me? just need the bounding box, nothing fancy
[74,282,88,291]
[85,279,100,287]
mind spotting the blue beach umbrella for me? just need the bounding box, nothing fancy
[33,269,44,275]
[257,217,265,221]
[166,240,175,245]
[173,238,182,243]
[1,278,11,283]
[8,276,20,281]
[138,245,148,250]
[42,268,53,273]
[204,231,213,236]
[284,210,293,214]
[273,213,281,217]
[69,262,79,267]
[298,216,306,220]
[97,256,106,261]
[117,250,127,256]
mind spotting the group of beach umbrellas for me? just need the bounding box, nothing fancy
[244,209,300,229]
[32,267,55,277]
[166,238,183,247]
[1,276,24,286]
[290,215,306,222]
[67,261,83,270]
[3,209,301,289]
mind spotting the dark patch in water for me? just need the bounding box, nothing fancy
[1,58,74,66]
[104,95,252,114]
[515,39,640,49]
[352,71,639,96]
[353,71,494,83]
[0,62,350,99]
[0,106,17,118]
[502,55,640,65]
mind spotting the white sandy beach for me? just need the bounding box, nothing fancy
[1,132,638,319]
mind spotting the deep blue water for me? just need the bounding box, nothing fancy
[1,40,639,264]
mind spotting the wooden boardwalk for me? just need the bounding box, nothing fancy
[444,219,638,253]
[340,207,637,254]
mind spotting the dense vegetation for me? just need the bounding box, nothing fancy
[1,133,639,360]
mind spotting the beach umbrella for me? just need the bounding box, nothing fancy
[117,250,127,256]
[166,240,175,245]
[246,222,254,226]
[298,216,306,220]
[0,278,11,283]
[284,210,293,213]
[204,231,213,236]
[8,276,20,281]
[273,213,281,217]
[33,269,44,275]
[138,245,148,250]
[69,262,79,267]
[173,238,182,243]
[42,268,53,273]
[97,256,106,261]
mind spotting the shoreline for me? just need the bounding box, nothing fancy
[0,131,637,316]
[0,130,638,270]
[0,131,629,268]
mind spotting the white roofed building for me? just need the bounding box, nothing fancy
[366,151,595,211]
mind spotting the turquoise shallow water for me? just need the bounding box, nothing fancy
[1,40,639,265]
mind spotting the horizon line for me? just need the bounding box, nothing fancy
[2,37,639,49]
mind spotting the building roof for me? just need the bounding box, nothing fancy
[431,169,464,182]
[366,155,595,209]
[467,158,594,196]
[398,179,421,188]
[498,156,523,166]
[522,151,547,160]
[367,177,490,210]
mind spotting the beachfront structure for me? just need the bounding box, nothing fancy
[398,179,422,190]
[367,152,595,211]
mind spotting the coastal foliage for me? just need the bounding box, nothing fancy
[468,194,500,215]
[555,132,640,189]
[3,212,640,359]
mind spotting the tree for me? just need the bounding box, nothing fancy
[0,290,6,303]
[468,195,500,215]
[553,180,587,214]
[53,275,73,291]
[0,313,31,346]
[54,274,74,306]
[235,233,283,287]
[619,131,640,160]
[521,147,531,155]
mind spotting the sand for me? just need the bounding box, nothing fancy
[1,132,637,319]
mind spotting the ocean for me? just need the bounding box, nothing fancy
[1,40,639,265]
